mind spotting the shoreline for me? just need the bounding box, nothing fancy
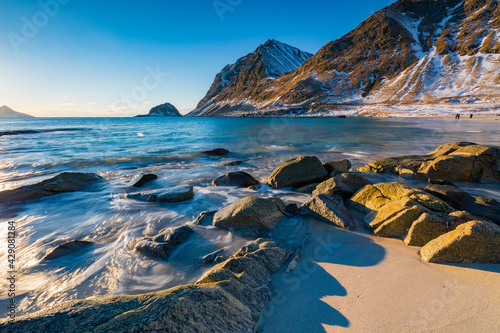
[1,135,499,332]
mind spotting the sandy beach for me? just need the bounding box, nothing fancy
[263,215,500,333]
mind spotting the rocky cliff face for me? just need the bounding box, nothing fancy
[190,0,500,117]
[137,103,182,117]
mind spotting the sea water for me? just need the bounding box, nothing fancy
[0,117,499,315]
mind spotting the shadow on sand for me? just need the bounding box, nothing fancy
[262,217,386,332]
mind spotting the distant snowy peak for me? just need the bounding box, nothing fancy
[0,105,34,118]
[258,39,313,78]
[188,40,312,116]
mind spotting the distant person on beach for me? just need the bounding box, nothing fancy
[470,114,473,119]
[455,114,459,120]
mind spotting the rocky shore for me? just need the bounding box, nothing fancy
[1,142,499,332]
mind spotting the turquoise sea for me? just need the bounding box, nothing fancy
[1,117,499,315]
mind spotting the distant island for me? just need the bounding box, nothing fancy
[0,105,34,118]
[135,103,182,117]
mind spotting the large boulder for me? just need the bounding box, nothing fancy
[127,186,194,203]
[2,239,287,332]
[363,197,417,229]
[313,172,372,198]
[404,213,448,246]
[212,172,259,188]
[0,172,104,204]
[373,205,430,238]
[420,221,500,263]
[268,156,328,188]
[301,194,355,230]
[357,142,500,182]
[213,196,285,230]
[350,182,452,214]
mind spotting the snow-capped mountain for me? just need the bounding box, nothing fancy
[0,105,34,118]
[188,39,313,116]
[190,0,500,117]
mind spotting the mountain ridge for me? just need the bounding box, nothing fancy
[189,0,500,117]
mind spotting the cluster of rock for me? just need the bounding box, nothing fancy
[357,142,500,183]
[350,181,500,263]
[1,142,499,332]
[0,239,288,333]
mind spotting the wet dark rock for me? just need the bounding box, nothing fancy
[247,184,262,191]
[292,182,320,193]
[285,203,299,216]
[212,172,259,188]
[152,226,193,244]
[323,159,352,174]
[224,160,243,166]
[43,240,93,260]
[135,240,177,260]
[0,172,104,204]
[195,210,217,225]
[132,174,158,187]
[428,179,457,187]
[136,226,194,260]
[268,156,328,188]
[198,249,226,265]
[424,184,500,225]
[202,148,230,156]
[127,186,194,203]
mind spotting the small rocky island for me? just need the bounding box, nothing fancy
[135,103,182,117]
[0,105,34,118]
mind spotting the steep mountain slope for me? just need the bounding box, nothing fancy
[188,39,313,116]
[191,0,500,116]
[0,105,34,118]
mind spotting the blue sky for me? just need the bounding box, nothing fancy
[0,0,396,117]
